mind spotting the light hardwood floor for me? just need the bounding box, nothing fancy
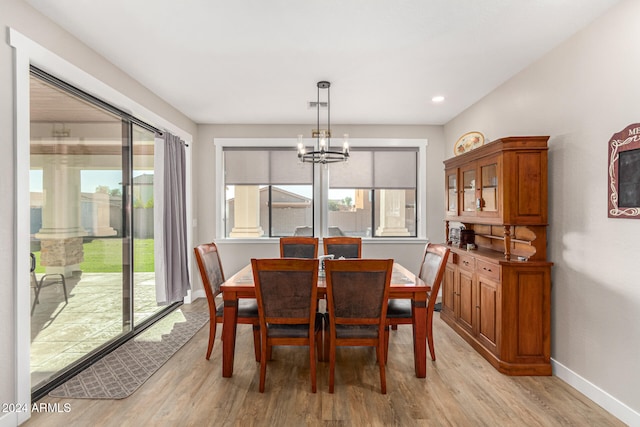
[24,298,624,427]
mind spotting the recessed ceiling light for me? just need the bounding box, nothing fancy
[432,95,445,103]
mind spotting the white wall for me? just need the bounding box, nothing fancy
[5,0,634,424]
[1,1,196,425]
[192,124,446,282]
[444,1,640,424]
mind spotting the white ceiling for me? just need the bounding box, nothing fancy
[26,0,620,126]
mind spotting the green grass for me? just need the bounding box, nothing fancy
[33,238,155,273]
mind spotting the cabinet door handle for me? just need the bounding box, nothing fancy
[483,267,492,272]
[463,261,470,266]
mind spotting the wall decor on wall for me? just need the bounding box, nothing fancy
[454,131,484,155]
[608,123,640,219]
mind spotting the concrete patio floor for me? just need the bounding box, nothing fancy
[30,271,163,390]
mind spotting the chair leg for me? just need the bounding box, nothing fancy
[267,345,273,360]
[60,275,68,304]
[329,337,336,394]
[31,277,43,316]
[36,274,68,305]
[30,295,39,316]
[377,343,387,394]
[31,272,41,305]
[323,315,330,362]
[384,327,389,365]
[252,325,261,362]
[310,333,317,393]
[427,310,436,361]
[376,330,387,365]
[259,335,268,393]
[206,320,217,360]
[315,330,323,363]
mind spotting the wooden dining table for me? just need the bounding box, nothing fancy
[220,261,430,378]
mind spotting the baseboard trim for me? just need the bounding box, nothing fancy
[552,358,639,426]
[187,289,206,301]
[0,411,19,427]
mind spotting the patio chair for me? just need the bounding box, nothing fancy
[31,252,68,316]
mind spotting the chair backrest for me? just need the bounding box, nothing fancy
[323,236,362,259]
[194,242,226,309]
[251,258,319,327]
[280,237,319,259]
[325,259,393,326]
[418,243,450,308]
[30,252,38,287]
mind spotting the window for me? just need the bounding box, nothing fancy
[328,148,417,237]
[218,139,425,239]
[224,148,313,237]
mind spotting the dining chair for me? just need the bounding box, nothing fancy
[31,252,68,316]
[322,236,362,259]
[194,242,260,361]
[251,258,322,393]
[386,243,450,362]
[324,258,394,394]
[279,236,319,259]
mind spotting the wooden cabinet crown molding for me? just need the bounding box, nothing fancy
[444,136,549,167]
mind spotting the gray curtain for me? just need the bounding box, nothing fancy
[159,132,190,304]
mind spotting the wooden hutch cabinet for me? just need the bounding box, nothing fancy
[441,136,552,376]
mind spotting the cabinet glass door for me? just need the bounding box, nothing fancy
[462,168,476,213]
[446,171,458,215]
[481,163,498,212]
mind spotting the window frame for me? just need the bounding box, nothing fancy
[214,138,428,241]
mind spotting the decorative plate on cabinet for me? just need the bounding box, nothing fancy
[454,131,485,155]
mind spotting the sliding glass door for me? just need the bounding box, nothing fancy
[132,124,164,325]
[29,68,171,396]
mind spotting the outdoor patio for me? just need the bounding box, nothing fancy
[30,271,161,389]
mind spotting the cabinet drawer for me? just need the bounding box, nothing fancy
[476,259,500,281]
[457,253,475,271]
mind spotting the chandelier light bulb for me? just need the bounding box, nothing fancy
[319,131,326,153]
[343,134,350,154]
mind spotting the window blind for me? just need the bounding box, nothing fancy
[224,148,313,185]
[329,148,417,189]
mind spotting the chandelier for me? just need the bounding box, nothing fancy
[297,81,350,164]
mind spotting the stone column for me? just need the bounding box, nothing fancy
[90,191,117,237]
[229,185,264,238]
[35,154,87,276]
[375,189,410,236]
